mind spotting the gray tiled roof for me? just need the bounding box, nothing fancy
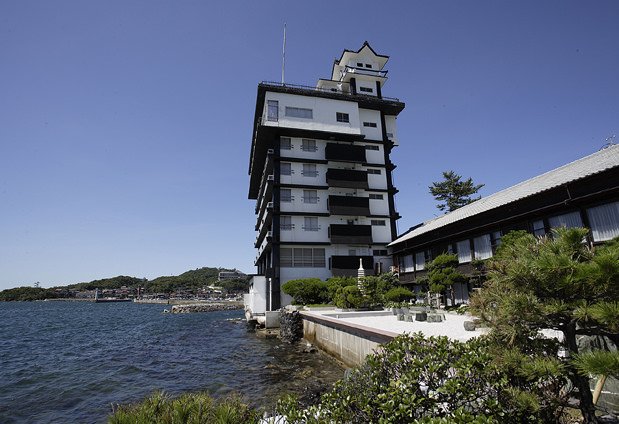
[389,143,619,247]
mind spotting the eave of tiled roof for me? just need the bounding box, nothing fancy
[389,143,619,247]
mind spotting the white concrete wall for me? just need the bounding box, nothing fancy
[359,109,382,140]
[384,115,399,146]
[264,92,361,135]
[279,188,328,214]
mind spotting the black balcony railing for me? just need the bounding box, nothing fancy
[326,169,369,189]
[331,255,375,277]
[328,195,370,216]
[259,81,400,102]
[329,224,372,244]
[325,143,366,163]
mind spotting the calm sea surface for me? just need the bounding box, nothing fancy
[0,301,345,424]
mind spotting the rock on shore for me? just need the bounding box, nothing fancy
[163,302,242,314]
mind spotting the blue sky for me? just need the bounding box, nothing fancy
[1,1,618,290]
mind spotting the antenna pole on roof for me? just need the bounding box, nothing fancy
[282,23,286,85]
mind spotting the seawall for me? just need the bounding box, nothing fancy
[300,310,397,368]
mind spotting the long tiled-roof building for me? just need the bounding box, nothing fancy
[389,143,619,304]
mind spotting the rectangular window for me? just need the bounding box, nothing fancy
[365,64,372,69]
[280,248,293,267]
[280,216,293,231]
[400,254,414,273]
[267,100,278,121]
[373,249,388,256]
[356,62,363,67]
[336,112,349,123]
[285,107,313,119]
[280,162,292,176]
[303,217,319,231]
[456,240,472,263]
[548,211,583,231]
[365,145,379,151]
[302,190,318,204]
[473,234,493,260]
[302,164,318,177]
[367,169,381,175]
[282,248,325,268]
[280,189,292,202]
[491,231,502,251]
[587,201,619,242]
[301,139,317,152]
[532,220,546,237]
[348,249,356,256]
[415,251,426,271]
[386,132,394,138]
[359,86,373,93]
[280,137,292,150]
[371,220,386,226]
[363,122,377,128]
[369,193,384,200]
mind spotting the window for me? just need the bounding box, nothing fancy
[302,164,318,177]
[280,248,325,268]
[386,132,394,138]
[369,193,384,200]
[371,220,386,226]
[285,107,313,119]
[373,249,388,256]
[301,139,317,152]
[280,137,292,150]
[303,217,319,231]
[365,145,379,151]
[415,251,426,271]
[359,86,373,93]
[473,234,493,260]
[456,240,472,263]
[491,231,502,250]
[548,211,583,231]
[336,112,349,123]
[363,122,377,128]
[302,190,318,204]
[280,162,292,176]
[348,249,356,256]
[400,254,414,273]
[532,220,546,237]
[267,100,278,121]
[356,62,363,67]
[367,169,381,175]
[280,189,292,202]
[280,216,293,230]
[587,201,619,242]
[365,64,372,69]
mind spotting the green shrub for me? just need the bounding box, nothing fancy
[278,333,567,423]
[109,391,260,424]
[334,285,363,309]
[325,276,357,302]
[384,286,415,303]
[281,278,328,305]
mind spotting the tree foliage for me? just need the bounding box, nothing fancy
[278,333,567,423]
[281,278,329,305]
[0,286,59,302]
[469,228,619,423]
[427,253,468,306]
[384,286,415,303]
[429,170,484,212]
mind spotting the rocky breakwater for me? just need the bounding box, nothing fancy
[163,302,242,314]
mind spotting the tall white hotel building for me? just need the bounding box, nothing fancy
[247,42,405,314]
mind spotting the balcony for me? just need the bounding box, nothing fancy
[326,169,368,189]
[329,224,373,244]
[325,143,366,163]
[328,195,370,216]
[330,255,375,277]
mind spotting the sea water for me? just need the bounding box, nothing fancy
[0,301,345,424]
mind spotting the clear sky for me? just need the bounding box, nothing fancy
[1,1,618,290]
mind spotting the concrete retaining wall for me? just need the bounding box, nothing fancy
[300,311,397,368]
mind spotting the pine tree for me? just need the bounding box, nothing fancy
[428,170,484,212]
[470,228,619,423]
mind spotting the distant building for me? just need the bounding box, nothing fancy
[389,143,619,304]
[246,42,405,314]
[217,271,246,282]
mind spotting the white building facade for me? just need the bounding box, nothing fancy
[247,42,405,312]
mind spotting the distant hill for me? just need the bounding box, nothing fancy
[0,267,249,301]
